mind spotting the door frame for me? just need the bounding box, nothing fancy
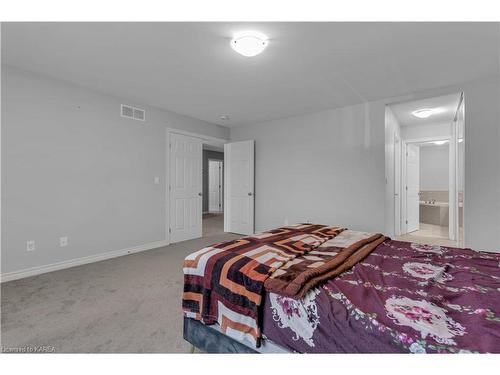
[394,133,402,236]
[165,128,228,245]
[404,142,421,234]
[400,135,453,236]
[451,92,465,243]
[208,158,224,213]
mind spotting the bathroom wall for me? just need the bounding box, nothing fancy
[420,144,449,191]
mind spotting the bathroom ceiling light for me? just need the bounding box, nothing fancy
[412,108,437,118]
[433,140,448,145]
[230,32,268,57]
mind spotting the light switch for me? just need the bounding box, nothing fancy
[60,236,68,247]
[154,176,160,185]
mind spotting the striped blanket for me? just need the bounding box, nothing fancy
[264,231,387,299]
[182,224,345,346]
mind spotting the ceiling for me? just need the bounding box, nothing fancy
[389,92,461,127]
[2,23,498,127]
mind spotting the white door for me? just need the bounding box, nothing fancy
[169,133,202,243]
[224,140,255,235]
[208,160,223,212]
[406,143,420,233]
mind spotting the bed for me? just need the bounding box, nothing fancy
[182,224,500,353]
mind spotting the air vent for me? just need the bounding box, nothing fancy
[121,104,146,122]
[133,108,145,121]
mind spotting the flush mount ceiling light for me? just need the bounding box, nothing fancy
[220,114,230,120]
[412,108,437,119]
[230,31,268,57]
[433,140,448,146]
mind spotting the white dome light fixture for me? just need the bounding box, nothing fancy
[412,108,436,119]
[433,140,448,146]
[230,31,268,57]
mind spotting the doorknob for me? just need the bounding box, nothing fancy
[248,192,253,196]
[198,192,202,196]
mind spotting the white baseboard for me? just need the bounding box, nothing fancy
[0,239,169,283]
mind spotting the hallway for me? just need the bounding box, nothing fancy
[202,213,224,237]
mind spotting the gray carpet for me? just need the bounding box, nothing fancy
[1,229,239,353]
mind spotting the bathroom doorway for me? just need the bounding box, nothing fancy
[403,139,451,242]
[386,92,464,247]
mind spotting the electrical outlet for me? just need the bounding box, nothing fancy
[27,240,36,251]
[59,236,68,247]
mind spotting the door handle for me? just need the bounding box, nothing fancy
[198,192,202,196]
[248,192,253,196]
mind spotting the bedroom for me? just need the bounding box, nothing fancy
[1,1,500,373]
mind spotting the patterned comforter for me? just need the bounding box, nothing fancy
[182,224,346,346]
[262,234,500,353]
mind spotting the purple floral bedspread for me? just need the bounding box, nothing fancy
[262,240,500,353]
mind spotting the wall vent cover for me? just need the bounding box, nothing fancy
[121,104,146,121]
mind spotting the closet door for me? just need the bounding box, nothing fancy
[224,140,254,235]
[170,133,202,243]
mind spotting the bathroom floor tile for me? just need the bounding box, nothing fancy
[396,223,464,248]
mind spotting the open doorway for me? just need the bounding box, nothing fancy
[202,144,224,236]
[404,140,451,240]
[386,92,464,247]
[167,129,255,244]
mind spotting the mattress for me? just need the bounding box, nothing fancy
[183,226,500,353]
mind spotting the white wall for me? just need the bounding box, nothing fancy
[230,102,386,234]
[461,80,500,251]
[1,66,229,276]
[231,80,499,252]
[401,122,451,140]
[420,145,449,191]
